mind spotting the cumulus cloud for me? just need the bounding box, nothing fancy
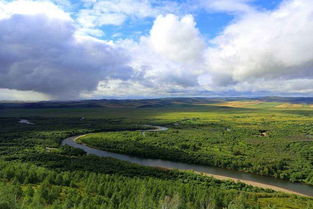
[0,1,132,99]
[92,0,313,98]
[148,14,205,64]
[103,14,206,97]
[122,0,313,96]
[202,0,313,93]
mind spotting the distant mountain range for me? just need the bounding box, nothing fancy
[1,97,313,109]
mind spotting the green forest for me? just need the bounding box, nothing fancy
[1,99,313,208]
[80,116,313,184]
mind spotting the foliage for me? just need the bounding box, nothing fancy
[1,100,313,208]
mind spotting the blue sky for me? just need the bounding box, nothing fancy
[1,0,313,101]
[64,0,284,41]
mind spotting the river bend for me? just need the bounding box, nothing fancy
[62,125,313,197]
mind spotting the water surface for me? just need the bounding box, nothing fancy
[62,126,313,197]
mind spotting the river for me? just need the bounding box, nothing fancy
[62,125,313,197]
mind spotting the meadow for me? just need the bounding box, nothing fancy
[1,98,313,208]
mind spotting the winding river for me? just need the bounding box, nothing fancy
[62,125,313,197]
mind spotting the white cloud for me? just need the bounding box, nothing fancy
[98,0,313,97]
[233,79,313,94]
[77,8,126,27]
[198,0,255,13]
[147,14,205,64]
[108,14,207,97]
[75,0,181,37]
[76,0,179,26]
[202,0,313,94]
[0,0,71,20]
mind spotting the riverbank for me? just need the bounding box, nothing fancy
[195,172,311,197]
[62,125,313,198]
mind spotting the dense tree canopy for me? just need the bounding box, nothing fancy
[1,102,313,208]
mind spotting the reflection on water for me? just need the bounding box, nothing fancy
[62,131,313,197]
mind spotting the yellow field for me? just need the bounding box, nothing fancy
[216,100,263,108]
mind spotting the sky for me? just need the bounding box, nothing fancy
[0,0,313,101]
